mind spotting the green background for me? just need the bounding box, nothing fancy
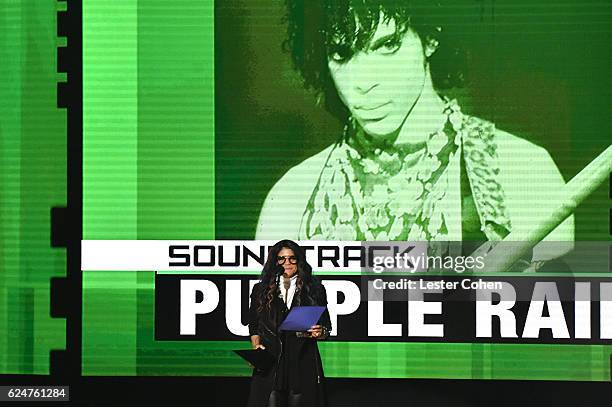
[80,0,612,380]
[0,0,67,375]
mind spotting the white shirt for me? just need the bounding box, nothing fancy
[280,274,298,308]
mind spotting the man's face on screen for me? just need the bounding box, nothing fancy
[277,247,298,278]
[327,17,427,140]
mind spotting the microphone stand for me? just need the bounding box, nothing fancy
[273,268,283,392]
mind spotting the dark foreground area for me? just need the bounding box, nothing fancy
[1,375,610,406]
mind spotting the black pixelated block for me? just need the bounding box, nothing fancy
[57,46,69,73]
[51,206,68,247]
[50,349,70,377]
[50,277,70,318]
[57,10,69,38]
[57,81,69,109]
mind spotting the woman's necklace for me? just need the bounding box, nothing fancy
[344,101,462,241]
[298,98,511,244]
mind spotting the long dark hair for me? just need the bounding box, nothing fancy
[256,240,318,313]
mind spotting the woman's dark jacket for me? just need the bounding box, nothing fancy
[246,277,332,407]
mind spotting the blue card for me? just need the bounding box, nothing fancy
[279,306,326,332]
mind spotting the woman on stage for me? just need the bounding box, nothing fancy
[247,240,332,407]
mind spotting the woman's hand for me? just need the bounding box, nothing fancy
[250,335,265,350]
[304,325,325,339]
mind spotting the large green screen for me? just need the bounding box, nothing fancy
[82,0,612,381]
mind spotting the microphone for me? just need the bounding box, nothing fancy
[274,264,285,276]
[273,265,284,301]
[282,275,291,292]
[282,274,291,305]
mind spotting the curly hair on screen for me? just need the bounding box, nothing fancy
[283,0,469,120]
